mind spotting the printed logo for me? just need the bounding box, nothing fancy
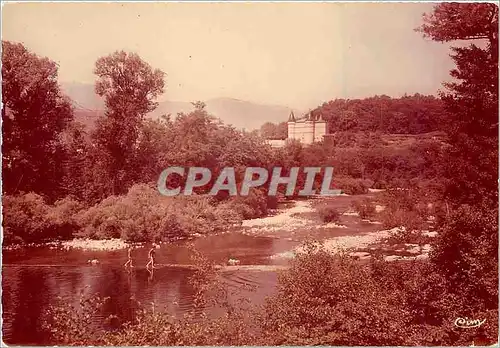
[454,317,486,329]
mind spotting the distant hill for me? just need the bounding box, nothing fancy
[61,82,105,110]
[206,98,296,131]
[150,97,299,131]
[61,82,298,131]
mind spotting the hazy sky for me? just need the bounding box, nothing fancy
[2,2,454,109]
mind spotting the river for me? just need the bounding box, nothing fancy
[2,194,390,345]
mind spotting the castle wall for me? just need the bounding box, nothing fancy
[287,122,295,139]
[314,122,327,142]
[291,122,314,144]
[287,115,327,145]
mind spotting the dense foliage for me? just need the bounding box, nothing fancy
[317,204,340,223]
[41,245,498,346]
[261,94,446,138]
[260,121,287,140]
[317,94,446,134]
[2,41,74,200]
[420,2,499,333]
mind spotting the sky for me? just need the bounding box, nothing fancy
[2,2,455,110]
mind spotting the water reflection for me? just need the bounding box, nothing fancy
[7,268,55,345]
[147,267,154,283]
[2,195,381,345]
[3,263,281,345]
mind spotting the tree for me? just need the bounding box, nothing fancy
[91,51,165,196]
[60,121,90,201]
[419,3,498,52]
[418,3,498,317]
[260,121,287,140]
[2,41,73,200]
[156,102,274,195]
[418,3,498,205]
[316,95,445,134]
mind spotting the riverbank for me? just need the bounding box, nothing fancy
[3,238,131,251]
[3,195,435,261]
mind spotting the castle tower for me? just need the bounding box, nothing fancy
[303,111,315,144]
[287,111,296,140]
[286,110,327,144]
[313,112,327,143]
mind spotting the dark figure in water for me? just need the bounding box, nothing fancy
[124,246,134,268]
[146,245,156,270]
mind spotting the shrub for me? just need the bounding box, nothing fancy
[352,198,376,219]
[3,193,83,244]
[229,188,269,219]
[317,204,340,223]
[261,243,498,346]
[46,197,85,240]
[260,243,410,345]
[76,184,243,242]
[3,193,49,244]
[379,188,431,231]
[431,204,498,312]
[266,194,280,210]
[334,176,373,195]
[380,208,424,230]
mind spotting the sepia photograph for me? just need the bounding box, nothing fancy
[1,1,498,346]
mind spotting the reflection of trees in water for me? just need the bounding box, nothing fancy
[4,265,268,344]
[67,268,84,295]
[176,269,204,317]
[2,268,20,344]
[89,267,201,325]
[97,267,137,328]
[53,268,85,303]
[9,268,53,345]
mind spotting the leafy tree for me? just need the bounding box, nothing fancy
[418,2,498,316]
[133,117,173,185]
[418,3,498,205]
[260,121,287,140]
[60,121,90,201]
[156,102,274,196]
[261,246,410,345]
[2,41,73,200]
[317,94,445,134]
[91,51,165,196]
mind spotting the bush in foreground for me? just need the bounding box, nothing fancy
[40,242,498,346]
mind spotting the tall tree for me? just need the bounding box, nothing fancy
[2,41,73,200]
[418,3,498,205]
[91,51,165,196]
[418,3,498,316]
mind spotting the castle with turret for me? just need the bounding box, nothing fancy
[287,111,327,144]
[265,110,328,148]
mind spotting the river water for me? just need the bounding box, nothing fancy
[2,195,383,345]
